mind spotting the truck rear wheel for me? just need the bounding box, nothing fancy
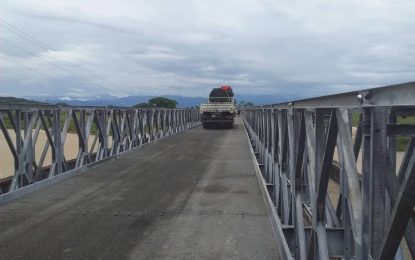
[202,123,209,129]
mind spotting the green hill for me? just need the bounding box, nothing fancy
[0,96,45,105]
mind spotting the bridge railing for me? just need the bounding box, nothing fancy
[0,105,200,193]
[242,82,415,260]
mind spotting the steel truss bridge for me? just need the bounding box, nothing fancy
[0,107,200,192]
[0,82,414,259]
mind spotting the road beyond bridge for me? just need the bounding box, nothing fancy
[0,118,278,259]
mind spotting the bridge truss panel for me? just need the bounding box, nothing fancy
[242,83,415,260]
[0,106,200,193]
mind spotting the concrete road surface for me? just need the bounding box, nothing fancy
[0,118,279,259]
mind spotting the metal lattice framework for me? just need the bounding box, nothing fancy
[242,82,415,259]
[0,105,200,193]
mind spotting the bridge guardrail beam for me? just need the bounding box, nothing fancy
[241,82,415,260]
[0,107,200,194]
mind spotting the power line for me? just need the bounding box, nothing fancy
[0,38,94,83]
[0,18,82,66]
[0,18,118,90]
[0,55,76,89]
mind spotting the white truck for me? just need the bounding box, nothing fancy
[200,86,237,129]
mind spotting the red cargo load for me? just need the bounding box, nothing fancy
[221,85,232,91]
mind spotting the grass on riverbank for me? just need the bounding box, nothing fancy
[351,113,414,151]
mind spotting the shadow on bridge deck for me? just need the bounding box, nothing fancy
[0,118,278,259]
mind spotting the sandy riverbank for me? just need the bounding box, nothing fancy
[0,130,104,179]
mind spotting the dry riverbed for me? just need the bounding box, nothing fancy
[0,130,101,179]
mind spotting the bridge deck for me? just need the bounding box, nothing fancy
[0,118,278,259]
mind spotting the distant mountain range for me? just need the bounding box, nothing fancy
[0,96,44,105]
[29,94,295,108]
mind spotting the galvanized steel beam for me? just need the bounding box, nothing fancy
[242,82,415,259]
[0,107,200,193]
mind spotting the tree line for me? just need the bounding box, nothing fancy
[133,97,178,108]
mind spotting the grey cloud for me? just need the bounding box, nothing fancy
[1,0,415,100]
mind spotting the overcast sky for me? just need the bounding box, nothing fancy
[1,0,415,99]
